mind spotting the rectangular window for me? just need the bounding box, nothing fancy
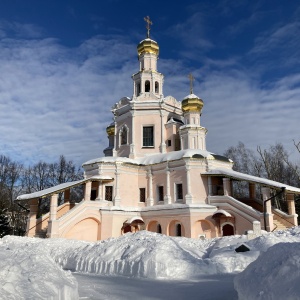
[158,186,164,202]
[143,126,154,147]
[105,186,113,201]
[139,188,146,202]
[176,183,183,201]
[167,139,172,147]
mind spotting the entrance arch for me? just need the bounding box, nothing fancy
[222,223,234,236]
[121,216,145,235]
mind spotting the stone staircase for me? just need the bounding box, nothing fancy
[34,228,48,238]
[272,213,294,231]
[237,197,295,231]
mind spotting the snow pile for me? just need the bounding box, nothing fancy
[0,238,79,300]
[234,242,300,300]
[2,228,300,298]
[234,227,300,300]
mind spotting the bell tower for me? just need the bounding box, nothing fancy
[132,16,164,99]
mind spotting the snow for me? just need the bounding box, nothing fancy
[204,168,300,193]
[82,149,220,167]
[183,93,202,100]
[17,175,113,200]
[1,228,300,299]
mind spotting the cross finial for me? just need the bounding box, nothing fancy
[188,73,195,94]
[144,16,152,38]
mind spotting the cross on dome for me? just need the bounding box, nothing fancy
[188,73,195,94]
[144,16,152,38]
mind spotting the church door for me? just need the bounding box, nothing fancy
[222,224,234,236]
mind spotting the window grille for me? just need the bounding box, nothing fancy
[105,186,113,201]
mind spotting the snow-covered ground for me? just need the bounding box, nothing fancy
[1,228,300,299]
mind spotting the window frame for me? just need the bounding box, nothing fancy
[157,185,164,202]
[139,188,146,203]
[142,125,154,147]
[175,183,183,202]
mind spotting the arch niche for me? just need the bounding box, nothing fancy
[168,220,185,237]
[147,220,162,234]
[194,220,216,239]
[64,218,101,241]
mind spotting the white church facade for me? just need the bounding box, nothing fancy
[18,20,299,241]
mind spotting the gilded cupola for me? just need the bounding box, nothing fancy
[181,94,204,113]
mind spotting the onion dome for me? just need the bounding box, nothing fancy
[137,38,159,56]
[181,94,204,113]
[106,123,115,136]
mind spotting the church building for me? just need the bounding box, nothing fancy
[18,18,299,241]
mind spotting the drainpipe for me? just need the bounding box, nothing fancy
[263,187,285,231]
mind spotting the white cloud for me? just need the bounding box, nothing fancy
[0,18,300,169]
[0,34,136,166]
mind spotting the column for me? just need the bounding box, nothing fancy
[47,194,59,238]
[129,111,135,158]
[113,114,117,157]
[208,177,212,204]
[223,178,231,196]
[147,169,154,206]
[185,163,193,204]
[64,189,70,203]
[287,193,298,226]
[26,198,39,237]
[113,163,121,206]
[164,164,171,204]
[84,181,92,201]
[159,109,166,153]
[249,183,256,199]
[262,187,273,231]
[97,181,103,201]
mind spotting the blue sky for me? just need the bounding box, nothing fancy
[0,0,300,166]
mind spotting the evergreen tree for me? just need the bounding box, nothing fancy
[0,208,10,238]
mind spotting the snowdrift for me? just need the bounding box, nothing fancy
[234,227,300,300]
[1,228,300,299]
[0,238,78,300]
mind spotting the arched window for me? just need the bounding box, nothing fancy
[136,83,141,96]
[175,223,182,236]
[120,126,128,145]
[145,80,150,92]
[155,81,159,93]
[157,224,162,234]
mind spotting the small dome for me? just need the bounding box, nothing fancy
[106,123,115,136]
[137,38,159,56]
[181,94,204,113]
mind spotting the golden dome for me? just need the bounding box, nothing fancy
[137,38,159,56]
[181,94,204,113]
[106,124,115,136]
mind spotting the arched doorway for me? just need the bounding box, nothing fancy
[222,224,234,236]
[121,216,145,234]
